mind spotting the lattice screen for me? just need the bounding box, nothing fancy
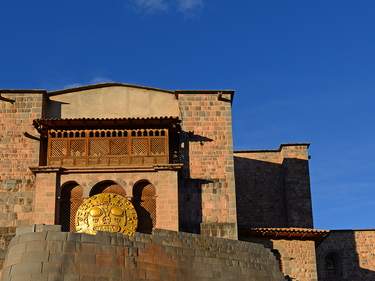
[70,139,85,157]
[89,139,110,157]
[150,138,166,155]
[110,139,128,155]
[69,186,83,231]
[50,139,67,157]
[60,184,83,232]
[131,138,148,155]
[141,184,156,228]
[48,129,169,166]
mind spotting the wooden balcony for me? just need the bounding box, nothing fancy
[47,128,169,167]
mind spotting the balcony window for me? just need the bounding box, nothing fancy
[47,128,169,166]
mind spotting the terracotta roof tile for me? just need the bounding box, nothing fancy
[239,227,329,241]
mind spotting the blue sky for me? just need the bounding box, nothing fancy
[1,0,374,229]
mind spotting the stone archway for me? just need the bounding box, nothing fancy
[60,181,83,232]
[132,180,156,234]
[89,180,126,197]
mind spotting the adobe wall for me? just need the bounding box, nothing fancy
[234,144,313,228]
[0,92,44,227]
[243,236,318,281]
[47,85,180,119]
[1,225,284,281]
[32,170,179,231]
[317,230,375,281]
[177,93,237,239]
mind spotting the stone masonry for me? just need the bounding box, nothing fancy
[1,225,284,281]
[0,91,44,274]
[243,235,319,281]
[0,92,44,227]
[0,227,16,273]
[178,92,237,239]
[317,230,375,281]
[234,144,313,228]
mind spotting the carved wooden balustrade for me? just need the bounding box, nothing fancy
[47,128,169,167]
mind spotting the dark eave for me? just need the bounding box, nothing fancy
[0,89,46,94]
[33,117,181,132]
[234,143,311,154]
[239,227,329,241]
[329,229,375,232]
[175,89,235,102]
[174,89,235,95]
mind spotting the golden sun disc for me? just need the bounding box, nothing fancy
[75,193,138,236]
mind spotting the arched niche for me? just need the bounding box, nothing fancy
[325,251,342,279]
[132,180,156,234]
[89,180,126,197]
[60,181,83,232]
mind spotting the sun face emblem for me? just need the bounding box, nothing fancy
[75,193,138,236]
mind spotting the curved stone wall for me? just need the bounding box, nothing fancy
[1,225,284,281]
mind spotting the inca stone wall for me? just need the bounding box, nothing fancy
[0,92,44,274]
[234,144,313,228]
[243,236,319,281]
[0,92,44,227]
[0,227,16,273]
[317,230,375,281]
[1,225,284,281]
[178,92,237,239]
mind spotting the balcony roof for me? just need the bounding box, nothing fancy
[239,227,330,241]
[33,117,180,132]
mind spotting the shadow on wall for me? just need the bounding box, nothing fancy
[317,230,375,281]
[234,156,313,229]
[45,99,64,118]
[234,156,287,228]
[132,180,156,234]
[59,181,83,232]
[240,236,295,281]
[178,131,213,234]
[89,180,127,197]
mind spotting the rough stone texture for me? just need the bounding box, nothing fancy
[0,92,44,227]
[242,236,318,281]
[1,225,284,281]
[317,230,375,281]
[234,144,313,228]
[33,171,179,231]
[0,227,16,278]
[178,93,237,239]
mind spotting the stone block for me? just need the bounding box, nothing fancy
[12,261,42,275]
[35,225,62,233]
[30,273,48,281]
[18,232,47,243]
[46,231,68,241]
[16,225,36,236]
[62,242,77,253]
[67,232,82,242]
[61,274,79,281]
[42,262,62,273]
[22,251,49,263]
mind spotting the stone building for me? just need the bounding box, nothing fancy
[0,83,374,281]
